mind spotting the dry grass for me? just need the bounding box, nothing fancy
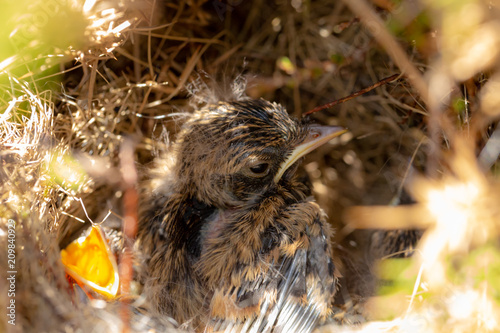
[1,0,500,332]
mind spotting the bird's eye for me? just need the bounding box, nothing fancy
[248,163,270,176]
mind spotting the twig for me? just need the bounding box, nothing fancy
[303,73,400,116]
[118,138,139,333]
[395,136,425,200]
[87,59,98,113]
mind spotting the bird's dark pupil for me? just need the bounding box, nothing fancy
[250,163,269,174]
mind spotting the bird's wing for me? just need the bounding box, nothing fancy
[206,232,335,333]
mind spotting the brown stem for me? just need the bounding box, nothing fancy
[303,73,400,116]
[118,138,139,333]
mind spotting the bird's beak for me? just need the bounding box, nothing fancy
[274,125,347,183]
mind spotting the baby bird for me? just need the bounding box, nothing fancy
[137,98,345,332]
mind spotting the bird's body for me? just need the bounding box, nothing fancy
[137,99,343,332]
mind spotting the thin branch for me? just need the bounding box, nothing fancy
[118,138,139,333]
[303,73,400,116]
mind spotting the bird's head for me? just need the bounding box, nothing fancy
[173,99,346,208]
